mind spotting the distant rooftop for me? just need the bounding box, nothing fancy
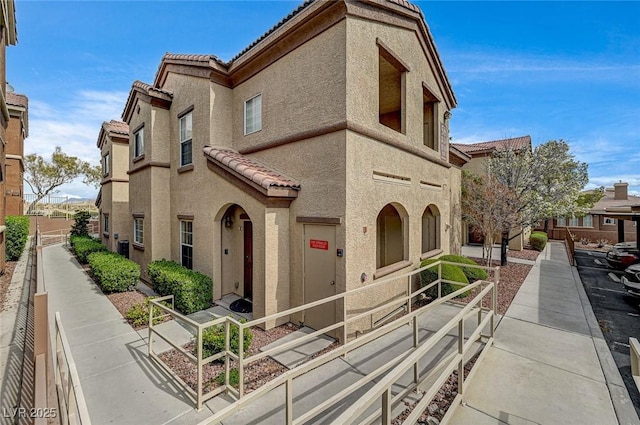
[453,136,531,155]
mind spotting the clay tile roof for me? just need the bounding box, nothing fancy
[387,0,422,14]
[133,80,173,97]
[103,120,129,136]
[6,91,28,108]
[453,135,532,154]
[162,52,228,67]
[230,0,315,62]
[203,146,300,192]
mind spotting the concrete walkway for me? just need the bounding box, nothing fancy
[43,243,215,425]
[450,241,640,425]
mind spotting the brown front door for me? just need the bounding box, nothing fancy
[243,221,253,299]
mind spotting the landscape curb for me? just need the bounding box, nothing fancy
[571,262,640,424]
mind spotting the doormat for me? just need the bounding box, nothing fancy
[229,298,253,313]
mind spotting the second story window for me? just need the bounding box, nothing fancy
[244,94,262,135]
[102,152,110,176]
[134,127,144,158]
[103,214,109,234]
[180,112,193,166]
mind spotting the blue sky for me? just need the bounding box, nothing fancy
[7,1,640,198]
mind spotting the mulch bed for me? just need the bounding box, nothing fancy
[0,261,17,312]
[158,323,301,394]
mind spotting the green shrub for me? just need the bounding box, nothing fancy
[70,210,92,237]
[439,255,489,282]
[5,216,30,261]
[200,318,252,360]
[70,235,107,263]
[419,258,469,298]
[87,251,140,292]
[148,260,213,314]
[126,297,163,327]
[216,368,240,386]
[530,231,548,251]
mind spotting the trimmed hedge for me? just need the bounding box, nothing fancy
[70,235,107,263]
[6,216,30,261]
[126,297,163,327]
[201,318,252,360]
[439,254,489,282]
[530,231,548,252]
[87,251,140,293]
[419,258,469,298]
[148,260,213,314]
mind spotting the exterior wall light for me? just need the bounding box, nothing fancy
[224,215,233,228]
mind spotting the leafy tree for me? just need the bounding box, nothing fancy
[461,170,518,265]
[487,139,590,265]
[24,147,99,214]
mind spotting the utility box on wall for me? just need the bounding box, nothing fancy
[117,240,129,259]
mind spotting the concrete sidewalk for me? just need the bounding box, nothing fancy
[450,241,640,425]
[43,243,214,425]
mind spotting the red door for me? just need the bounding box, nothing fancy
[243,221,253,299]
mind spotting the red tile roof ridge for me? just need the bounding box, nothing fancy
[6,91,28,108]
[103,120,129,136]
[133,80,173,97]
[452,135,531,153]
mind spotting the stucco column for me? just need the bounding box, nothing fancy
[263,207,291,328]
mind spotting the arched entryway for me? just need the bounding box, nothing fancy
[220,204,253,300]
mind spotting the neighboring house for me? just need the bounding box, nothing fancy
[544,182,640,244]
[0,0,18,271]
[96,120,130,253]
[5,90,28,216]
[452,136,532,250]
[110,0,465,337]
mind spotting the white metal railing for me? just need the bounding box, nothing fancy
[54,312,92,425]
[631,337,640,391]
[149,260,499,422]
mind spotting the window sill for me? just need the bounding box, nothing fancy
[420,249,443,261]
[132,242,145,251]
[132,154,145,164]
[374,260,413,280]
[177,164,194,173]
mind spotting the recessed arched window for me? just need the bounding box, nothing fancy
[422,205,441,253]
[376,204,404,268]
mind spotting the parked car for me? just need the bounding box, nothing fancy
[622,263,640,297]
[606,242,639,270]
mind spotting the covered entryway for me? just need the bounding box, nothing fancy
[220,204,253,302]
[303,224,336,333]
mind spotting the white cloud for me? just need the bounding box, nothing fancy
[25,90,128,199]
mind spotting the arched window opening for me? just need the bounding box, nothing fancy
[377,204,404,268]
[422,205,441,253]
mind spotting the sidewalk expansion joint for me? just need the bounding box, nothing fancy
[492,345,607,386]
[461,402,511,425]
[77,358,141,381]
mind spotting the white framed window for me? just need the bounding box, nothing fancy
[556,218,566,226]
[180,220,193,269]
[103,214,109,233]
[180,112,193,166]
[134,218,144,244]
[134,127,144,158]
[244,94,262,135]
[569,216,579,227]
[102,152,110,176]
[582,215,593,227]
[603,217,615,225]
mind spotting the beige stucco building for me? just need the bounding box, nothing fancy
[96,120,131,253]
[105,0,467,337]
[453,136,532,251]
